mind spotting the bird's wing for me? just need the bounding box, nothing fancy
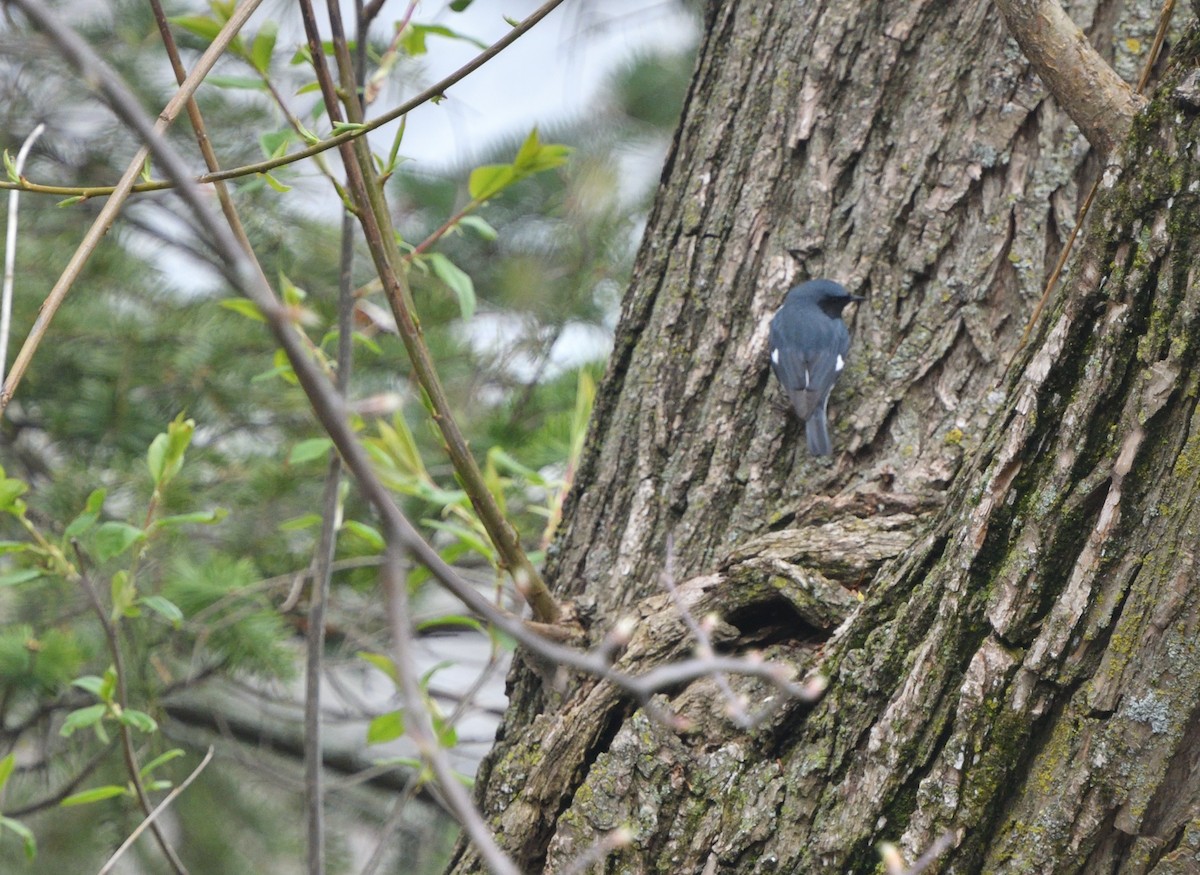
[769,318,849,419]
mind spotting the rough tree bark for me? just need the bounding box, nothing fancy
[450,0,1200,872]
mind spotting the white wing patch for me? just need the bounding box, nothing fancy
[835,354,845,372]
[804,369,810,387]
[771,348,779,365]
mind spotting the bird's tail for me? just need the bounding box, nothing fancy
[806,407,832,456]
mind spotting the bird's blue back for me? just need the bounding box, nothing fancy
[769,289,850,418]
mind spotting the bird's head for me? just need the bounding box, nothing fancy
[786,279,866,317]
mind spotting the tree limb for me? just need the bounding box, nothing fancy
[995,0,1146,157]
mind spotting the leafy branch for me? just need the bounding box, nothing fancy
[0,0,569,201]
[295,0,564,623]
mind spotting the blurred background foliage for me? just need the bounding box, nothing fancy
[0,1,695,871]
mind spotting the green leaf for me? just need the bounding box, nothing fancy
[59,704,107,737]
[250,21,277,73]
[169,14,222,42]
[512,127,543,168]
[259,129,292,159]
[366,710,405,745]
[3,150,18,184]
[468,163,515,201]
[0,568,42,587]
[456,215,497,240]
[426,253,476,320]
[147,414,195,487]
[419,660,455,689]
[111,570,138,619]
[152,508,227,530]
[251,364,292,383]
[331,121,367,134]
[488,447,547,485]
[64,488,106,539]
[449,0,473,9]
[60,784,128,806]
[431,711,458,748]
[398,23,486,57]
[512,127,571,176]
[140,595,184,627]
[373,415,429,481]
[571,368,596,460]
[358,651,399,684]
[140,748,185,778]
[0,753,14,791]
[416,614,484,635]
[118,709,158,733]
[0,478,28,512]
[94,522,145,563]
[467,130,572,203]
[205,75,267,90]
[0,541,27,555]
[278,272,307,306]
[295,80,322,96]
[219,298,266,322]
[483,454,507,517]
[100,668,117,702]
[71,675,105,696]
[279,513,323,531]
[423,519,493,562]
[56,195,86,208]
[340,520,384,551]
[288,438,334,465]
[262,172,291,193]
[0,815,36,860]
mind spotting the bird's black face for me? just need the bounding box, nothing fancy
[784,279,865,317]
[817,292,864,319]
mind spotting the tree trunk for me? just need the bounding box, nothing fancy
[451,0,1199,872]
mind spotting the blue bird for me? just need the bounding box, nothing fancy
[769,279,864,456]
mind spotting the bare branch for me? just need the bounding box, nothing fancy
[1,123,44,383]
[72,542,189,875]
[994,0,1145,157]
[295,0,560,623]
[0,0,266,416]
[15,0,819,793]
[98,748,216,875]
[0,0,570,200]
[380,545,521,875]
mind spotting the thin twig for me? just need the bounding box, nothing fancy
[72,542,189,875]
[0,0,570,200]
[4,741,117,817]
[18,0,817,754]
[305,456,340,875]
[902,831,958,875]
[380,545,520,875]
[97,747,216,875]
[302,23,364,867]
[0,0,266,417]
[1,123,45,384]
[300,0,560,623]
[358,774,422,875]
[559,828,634,875]
[659,535,749,725]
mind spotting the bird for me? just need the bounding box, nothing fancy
[768,279,864,456]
